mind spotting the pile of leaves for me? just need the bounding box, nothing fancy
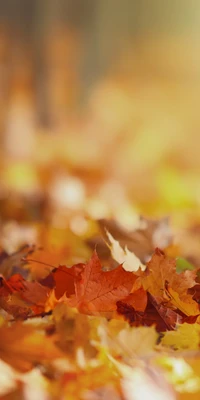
[0,218,200,399]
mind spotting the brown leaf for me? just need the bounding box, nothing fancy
[0,245,35,279]
[117,293,181,331]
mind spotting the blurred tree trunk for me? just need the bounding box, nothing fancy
[0,0,200,125]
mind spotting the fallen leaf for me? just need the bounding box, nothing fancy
[0,245,35,279]
[69,250,137,314]
[165,284,200,317]
[176,257,195,273]
[119,288,148,312]
[105,230,145,272]
[50,263,84,299]
[141,248,197,304]
[0,274,50,318]
[161,323,200,350]
[0,322,63,371]
[117,293,181,331]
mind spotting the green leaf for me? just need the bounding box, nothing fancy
[176,257,195,273]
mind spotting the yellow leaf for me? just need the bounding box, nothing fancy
[166,286,200,317]
[161,323,200,350]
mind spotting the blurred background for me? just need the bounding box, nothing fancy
[1,0,200,233]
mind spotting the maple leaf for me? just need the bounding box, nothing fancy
[118,287,148,312]
[48,263,84,299]
[0,274,50,318]
[117,293,182,331]
[66,250,138,314]
[141,248,198,304]
[165,283,200,317]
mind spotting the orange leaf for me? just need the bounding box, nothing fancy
[165,283,200,317]
[51,264,84,299]
[141,248,197,303]
[0,322,63,371]
[69,250,137,314]
[120,288,148,312]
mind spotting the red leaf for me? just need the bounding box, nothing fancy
[0,274,50,318]
[69,250,137,314]
[43,263,85,299]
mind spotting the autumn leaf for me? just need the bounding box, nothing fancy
[118,287,148,312]
[189,283,200,304]
[141,248,198,304]
[0,245,35,279]
[68,250,138,314]
[176,257,195,273]
[161,323,200,350]
[48,263,84,299]
[105,230,145,272]
[0,274,50,318]
[0,322,63,372]
[0,213,199,398]
[165,283,200,317]
[117,293,182,331]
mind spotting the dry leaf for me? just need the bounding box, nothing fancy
[106,230,145,272]
[70,250,137,314]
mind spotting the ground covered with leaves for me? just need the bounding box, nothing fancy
[0,206,200,400]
